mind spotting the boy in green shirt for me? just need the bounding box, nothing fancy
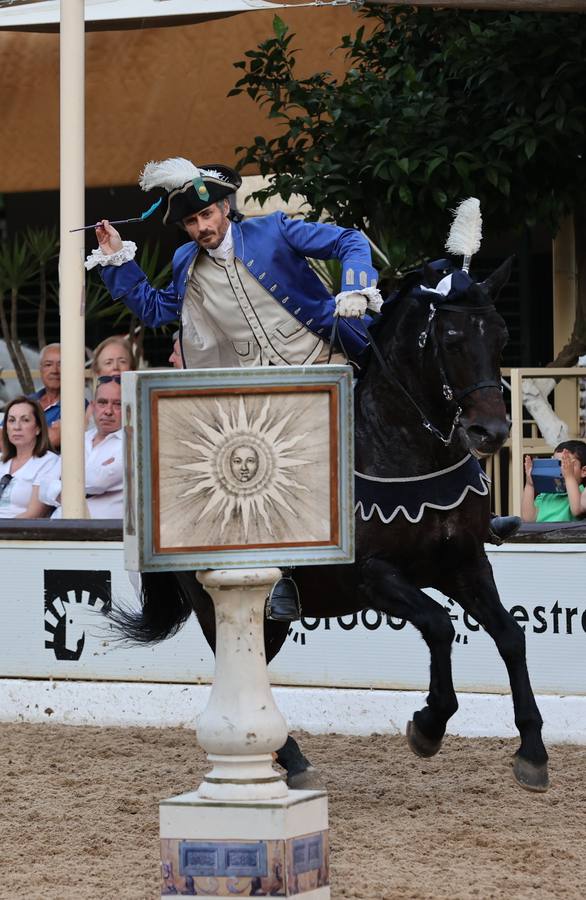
[522,440,586,523]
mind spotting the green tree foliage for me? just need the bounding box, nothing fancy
[232,7,586,281]
[0,235,39,392]
[0,229,172,393]
[24,226,59,351]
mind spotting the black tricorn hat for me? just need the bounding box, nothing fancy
[139,158,242,225]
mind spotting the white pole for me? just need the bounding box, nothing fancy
[59,0,87,518]
[510,368,523,519]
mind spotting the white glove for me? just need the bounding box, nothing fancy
[334,287,384,318]
[334,291,368,318]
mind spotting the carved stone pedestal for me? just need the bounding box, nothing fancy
[159,568,330,898]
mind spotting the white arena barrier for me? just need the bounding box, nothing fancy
[0,539,585,740]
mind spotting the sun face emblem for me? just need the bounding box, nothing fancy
[174,396,312,540]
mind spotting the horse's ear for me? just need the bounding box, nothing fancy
[480,256,514,301]
[423,262,442,289]
[422,259,453,289]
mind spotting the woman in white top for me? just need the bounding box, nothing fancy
[0,396,59,518]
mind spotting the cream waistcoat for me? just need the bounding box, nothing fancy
[181,250,327,368]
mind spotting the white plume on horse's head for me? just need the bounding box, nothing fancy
[445,198,483,271]
[139,157,201,193]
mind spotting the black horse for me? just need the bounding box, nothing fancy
[114,258,549,793]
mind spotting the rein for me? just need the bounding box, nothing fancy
[367,324,462,445]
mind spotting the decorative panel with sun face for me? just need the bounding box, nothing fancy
[156,390,332,550]
[122,366,354,571]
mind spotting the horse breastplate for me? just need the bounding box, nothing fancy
[355,454,490,524]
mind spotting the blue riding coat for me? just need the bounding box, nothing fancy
[99,212,378,363]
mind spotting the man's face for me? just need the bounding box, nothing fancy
[40,347,61,392]
[169,338,183,369]
[94,381,122,435]
[182,200,230,249]
[230,445,259,483]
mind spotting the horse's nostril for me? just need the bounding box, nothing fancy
[466,422,509,448]
[467,425,491,443]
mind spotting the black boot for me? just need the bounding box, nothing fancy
[487,515,522,545]
[266,575,301,622]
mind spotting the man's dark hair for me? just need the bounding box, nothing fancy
[228,195,244,223]
[554,440,586,468]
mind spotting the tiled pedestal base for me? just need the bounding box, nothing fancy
[160,789,329,898]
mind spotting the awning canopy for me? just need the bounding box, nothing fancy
[0,0,358,519]
[0,0,287,32]
[0,3,357,193]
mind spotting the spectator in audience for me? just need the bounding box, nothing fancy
[41,376,123,519]
[522,439,586,522]
[169,330,183,368]
[92,336,135,378]
[0,396,58,518]
[30,343,62,452]
[86,336,135,426]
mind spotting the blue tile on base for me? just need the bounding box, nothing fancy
[161,831,328,897]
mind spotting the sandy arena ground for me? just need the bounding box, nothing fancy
[1,724,585,900]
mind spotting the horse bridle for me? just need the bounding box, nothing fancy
[330,298,502,446]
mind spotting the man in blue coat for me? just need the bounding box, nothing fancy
[87,158,382,369]
[87,158,382,618]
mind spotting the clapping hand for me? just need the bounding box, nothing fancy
[559,449,580,484]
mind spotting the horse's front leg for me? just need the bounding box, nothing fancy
[265,617,325,789]
[362,557,459,757]
[447,559,549,792]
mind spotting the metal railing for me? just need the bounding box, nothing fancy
[0,370,94,383]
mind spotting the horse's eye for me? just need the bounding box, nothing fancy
[444,329,464,346]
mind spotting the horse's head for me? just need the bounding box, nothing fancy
[365,257,512,460]
[421,258,512,457]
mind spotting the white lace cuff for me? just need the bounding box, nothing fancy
[84,241,138,271]
[336,287,383,314]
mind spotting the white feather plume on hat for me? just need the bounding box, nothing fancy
[445,197,483,272]
[139,157,201,193]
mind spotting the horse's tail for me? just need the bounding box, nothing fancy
[108,571,194,644]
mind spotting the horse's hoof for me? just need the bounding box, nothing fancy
[287,766,326,791]
[512,754,549,793]
[406,719,443,758]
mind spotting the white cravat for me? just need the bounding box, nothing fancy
[206,223,234,261]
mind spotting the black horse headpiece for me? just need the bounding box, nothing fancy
[385,254,512,315]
